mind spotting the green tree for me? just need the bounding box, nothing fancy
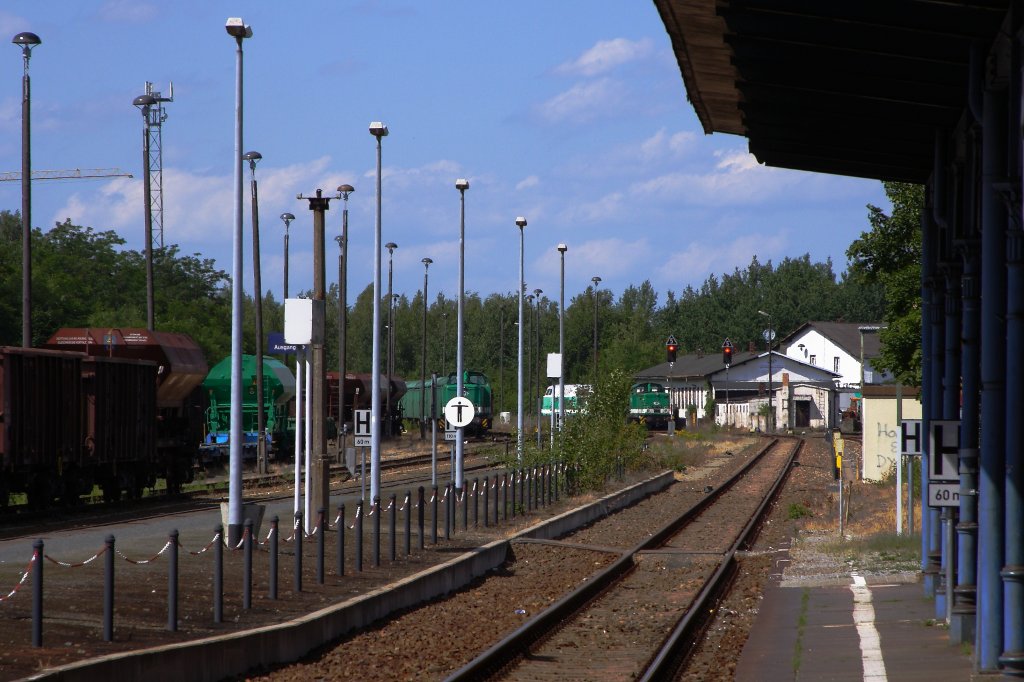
[846,182,924,385]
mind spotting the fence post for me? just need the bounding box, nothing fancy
[503,472,509,521]
[554,461,559,502]
[103,535,114,642]
[32,539,42,648]
[294,511,303,593]
[336,504,345,577]
[389,493,397,562]
[168,529,178,632]
[432,485,438,544]
[445,484,452,540]
[214,524,224,620]
[243,518,253,609]
[404,490,412,556]
[317,508,325,585]
[269,516,278,600]
[418,487,425,550]
[483,476,489,528]
[462,484,469,531]
[373,496,382,568]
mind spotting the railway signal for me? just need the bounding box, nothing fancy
[666,335,678,364]
[722,338,734,366]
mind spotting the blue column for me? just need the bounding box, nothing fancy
[942,255,962,626]
[977,81,1007,672]
[921,197,936,597]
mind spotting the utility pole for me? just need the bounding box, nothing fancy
[299,188,333,523]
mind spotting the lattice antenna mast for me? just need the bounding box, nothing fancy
[144,81,172,248]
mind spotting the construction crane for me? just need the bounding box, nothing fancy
[0,168,133,182]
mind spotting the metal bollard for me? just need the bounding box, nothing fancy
[103,535,114,642]
[418,487,425,550]
[269,516,278,600]
[483,476,489,528]
[294,511,303,593]
[243,518,253,609]
[473,478,479,528]
[317,508,325,585]
[519,468,525,514]
[214,524,224,620]
[462,484,469,531]
[404,490,412,556]
[373,496,381,568]
[355,501,364,572]
[495,474,501,525]
[432,485,439,545]
[503,472,509,521]
[336,504,345,577]
[445,484,452,540]
[389,493,397,562]
[554,461,559,502]
[32,539,42,648]
[168,529,179,632]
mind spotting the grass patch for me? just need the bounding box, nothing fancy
[818,532,921,572]
[788,503,812,520]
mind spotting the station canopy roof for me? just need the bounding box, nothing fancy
[653,0,1009,183]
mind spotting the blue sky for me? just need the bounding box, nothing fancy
[0,1,889,307]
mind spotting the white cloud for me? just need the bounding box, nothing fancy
[364,159,463,192]
[516,175,540,191]
[537,78,621,123]
[656,231,790,286]
[557,192,624,224]
[556,38,654,77]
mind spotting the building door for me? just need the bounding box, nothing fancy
[794,399,811,428]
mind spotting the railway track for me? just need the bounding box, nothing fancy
[449,436,800,680]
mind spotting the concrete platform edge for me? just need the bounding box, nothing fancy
[23,471,674,682]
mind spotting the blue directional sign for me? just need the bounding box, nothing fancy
[268,331,297,355]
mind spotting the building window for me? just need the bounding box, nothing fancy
[834,356,840,373]
[809,354,817,366]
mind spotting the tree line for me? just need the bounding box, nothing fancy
[2,186,922,413]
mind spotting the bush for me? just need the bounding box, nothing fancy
[788,503,812,519]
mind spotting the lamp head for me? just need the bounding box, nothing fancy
[422,257,433,267]
[385,242,398,253]
[515,217,527,228]
[455,178,469,191]
[133,94,157,109]
[225,18,252,39]
[369,121,389,138]
[533,288,543,297]
[12,32,41,47]
[557,243,567,253]
[592,276,602,286]
[337,183,355,197]
[242,150,262,169]
[280,212,295,227]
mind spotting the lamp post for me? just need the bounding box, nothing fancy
[225,16,253,548]
[758,310,773,432]
[420,257,433,439]
[133,93,158,332]
[557,244,567,432]
[368,121,388,503]
[455,178,469,489]
[280,212,294,299]
[533,288,543,448]
[13,31,40,347]
[385,241,398,437]
[515,216,527,460]
[244,150,268,474]
[591,276,602,384]
[336,184,353,453]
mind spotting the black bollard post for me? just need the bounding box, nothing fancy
[503,472,509,521]
[445,484,452,540]
[418,487,425,550]
[462,485,468,531]
[214,524,224,621]
[32,539,42,648]
[317,508,325,585]
[269,516,278,600]
[373,496,381,568]
[103,535,114,642]
[355,501,364,572]
[168,529,179,632]
[431,485,438,545]
[294,511,303,593]
[473,478,479,527]
[243,518,253,609]
[554,461,559,502]
[336,504,345,577]
[483,476,489,528]
[389,493,397,562]
[404,490,412,556]
[519,468,525,514]
[495,474,500,525]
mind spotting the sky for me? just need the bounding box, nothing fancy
[0,1,889,308]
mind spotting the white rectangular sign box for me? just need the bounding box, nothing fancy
[445,420,457,441]
[928,420,960,482]
[928,483,960,507]
[354,409,372,447]
[901,419,922,456]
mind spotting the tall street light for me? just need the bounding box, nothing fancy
[13,31,40,347]
[591,276,602,384]
[420,257,433,439]
[225,16,252,548]
[368,121,388,503]
[336,184,353,451]
[133,93,158,332]
[533,288,543,448]
[515,216,527,460]
[385,241,398,437]
[244,150,268,474]
[455,178,469,490]
[557,244,567,432]
[280,212,294,299]
[758,310,774,432]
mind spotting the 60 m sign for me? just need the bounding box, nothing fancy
[929,483,960,507]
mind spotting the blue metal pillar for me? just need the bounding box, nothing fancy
[977,76,1008,672]
[943,249,962,627]
[921,187,937,598]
